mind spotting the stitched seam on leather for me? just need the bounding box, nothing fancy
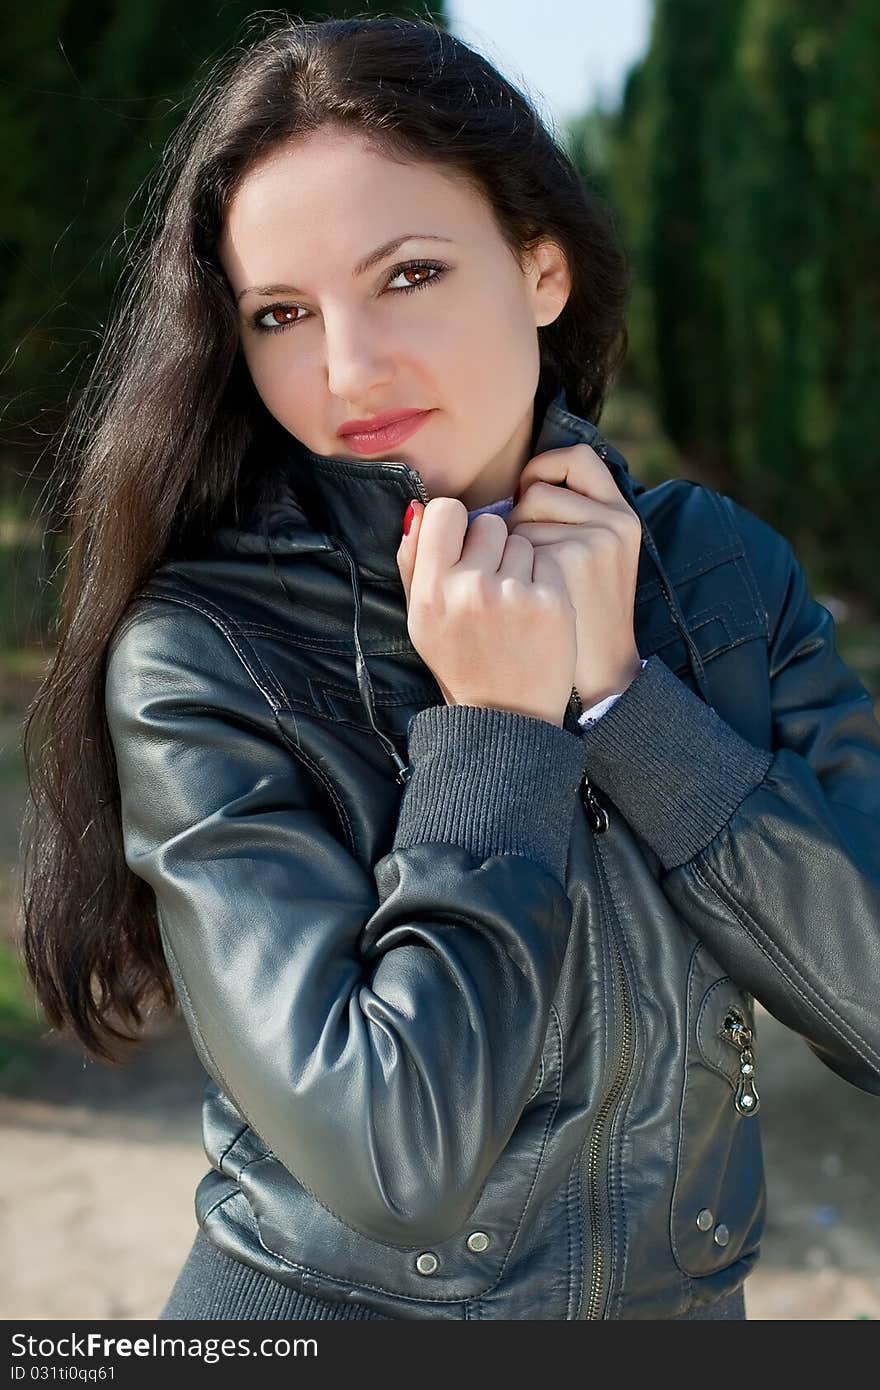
[239,996,565,1282]
[733,553,770,637]
[591,841,622,1314]
[244,1003,567,1305]
[237,622,357,650]
[669,943,701,1275]
[317,679,438,706]
[238,621,413,657]
[132,592,358,856]
[306,460,413,491]
[200,1184,241,1224]
[164,592,291,710]
[691,857,880,1074]
[269,724,356,858]
[645,601,763,666]
[526,1054,544,1102]
[593,837,642,1317]
[676,599,759,641]
[696,978,741,1092]
[633,489,746,599]
[634,545,743,601]
[249,1159,482,1303]
[197,595,293,713]
[712,491,770,634]
[216,1124,250,1171]
[471,1003,566,1299]
[565,1149,580,1319]
[135,591,287,713]
[202,1189,414,1312]
[571,833,609,1318]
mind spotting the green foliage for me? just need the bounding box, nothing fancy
[596,0,880,608]
[0,2,447,484]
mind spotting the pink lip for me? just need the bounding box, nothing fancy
[338,410,433,455]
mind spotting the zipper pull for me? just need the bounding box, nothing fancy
[721,1007,760,1116]
[389,747,413,786]
[582,774,610,834]
[569,686,611,833]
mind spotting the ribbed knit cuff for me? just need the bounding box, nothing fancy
[396,704,591,884]
[161,1227,391,1320]
[579,654,774,870]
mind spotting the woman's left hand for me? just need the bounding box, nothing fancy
[506,443,644,710]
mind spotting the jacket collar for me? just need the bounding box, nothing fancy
[206,384,710,785]
[274,386,640,582]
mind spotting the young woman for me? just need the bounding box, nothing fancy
[20,15,880,1322]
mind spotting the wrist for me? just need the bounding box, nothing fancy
[576,653,644,710]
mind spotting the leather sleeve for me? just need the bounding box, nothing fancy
[578,493,880,1095]
[104,600,590,1246]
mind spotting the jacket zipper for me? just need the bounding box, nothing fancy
[569,687,611,834]
[583,860,635,1318]
[720,1006,761,1116]
[409,476,431,506]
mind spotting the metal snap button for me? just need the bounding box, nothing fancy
[466,1231,490,1253]
[713,1223,730,1247]
[695,1208,714,1231]
[415,1252,439,1275]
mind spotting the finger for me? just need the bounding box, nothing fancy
[407,496,469,607]
[531,546,572,601]
[516,442,623,508]
[510,520,634,547]
[496,531,535,583]
[509,493,637,541]
[508,479,597,529]
[395,500,425,606]
[459,511,511,573]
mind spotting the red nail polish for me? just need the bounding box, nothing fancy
[402,501,416,536]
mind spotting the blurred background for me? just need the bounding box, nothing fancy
[1,0,878,1320]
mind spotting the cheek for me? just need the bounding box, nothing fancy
[243,342,313,428]
[467,276,537,366]
[454,288,539,395]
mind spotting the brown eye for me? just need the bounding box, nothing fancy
[260,306,302,330]
[250,260,447,334]
[386,261,446,294]
[397,266,432,287]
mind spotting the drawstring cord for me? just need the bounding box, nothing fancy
[335,535,413,786]
[592,440,712,708]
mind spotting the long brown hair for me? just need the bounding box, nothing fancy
[19,12,631,1063]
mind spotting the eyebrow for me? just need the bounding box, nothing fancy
[235,233,456,303]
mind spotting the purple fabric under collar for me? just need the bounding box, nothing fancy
[466,495,515,522]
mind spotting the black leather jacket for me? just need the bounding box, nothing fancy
[104,389,880,1319]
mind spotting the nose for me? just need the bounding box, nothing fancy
[322,308,395,403]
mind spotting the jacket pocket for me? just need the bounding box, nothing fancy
[237,1003,565,1307]
[670,943,767,1278]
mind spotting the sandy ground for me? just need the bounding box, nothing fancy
[1,1002,878,1321]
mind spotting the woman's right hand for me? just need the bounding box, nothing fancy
[396,498,578,728]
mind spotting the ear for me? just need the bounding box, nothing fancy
[526,238,572,329]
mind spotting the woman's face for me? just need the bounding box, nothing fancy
[218,125,571,509]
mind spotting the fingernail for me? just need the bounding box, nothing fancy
[402,501,416,536]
